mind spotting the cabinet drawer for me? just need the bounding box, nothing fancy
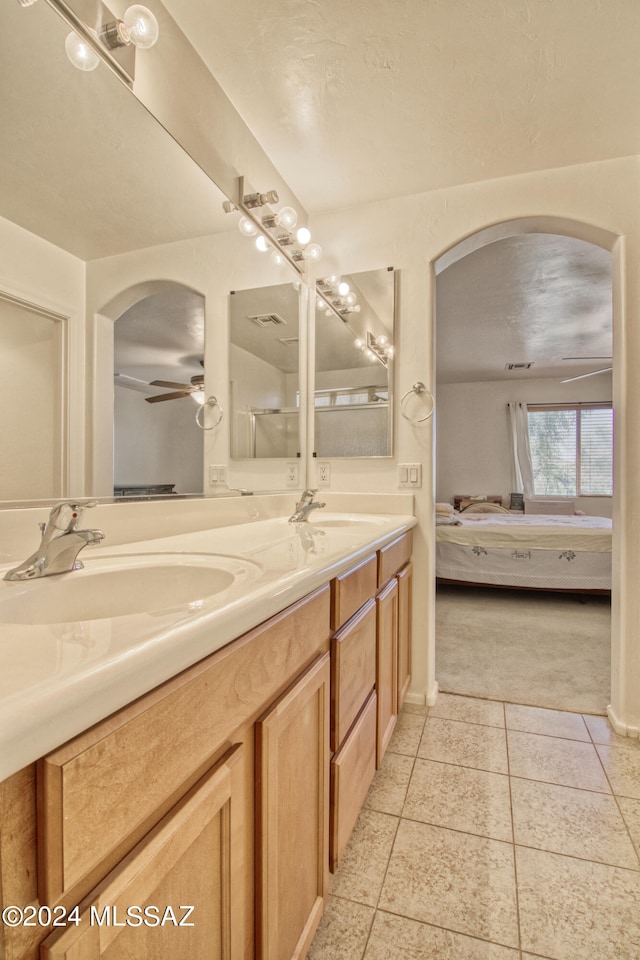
[331,600,376,753]
[331,555,377,631]
[37,585,330,904]
[377,531,413,588]
[330,691,377,872]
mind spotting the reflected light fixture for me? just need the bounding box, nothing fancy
[65,31,100,71]
[223,179,321,273]
[45,1,160,74]
[17,0,38,7]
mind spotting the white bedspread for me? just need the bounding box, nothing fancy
[436,513,612,553]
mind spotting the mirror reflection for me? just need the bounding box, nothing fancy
[1,0,236,502]
[229,283,301,459]
[314,268,395,457]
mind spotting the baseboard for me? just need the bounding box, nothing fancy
[607,704,640,739]
[426,681,439,707]
[405,681,439,708]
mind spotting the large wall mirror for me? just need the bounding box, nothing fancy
[1,0,304,504]
[229,282,302,460]
[314,268,396,457]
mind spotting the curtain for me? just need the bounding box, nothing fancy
[507,401,534,497]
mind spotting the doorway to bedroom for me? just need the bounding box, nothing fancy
[434,223,613,716]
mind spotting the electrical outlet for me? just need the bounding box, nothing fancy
[286,462,299,487]
[209,464,227,486]
[317,461,330,486]
[398,463,422,487]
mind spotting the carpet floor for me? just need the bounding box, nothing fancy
[436,585,611,715]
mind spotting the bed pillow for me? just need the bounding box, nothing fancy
[460,501,511,514]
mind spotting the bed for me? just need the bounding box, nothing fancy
[436,511,612,592]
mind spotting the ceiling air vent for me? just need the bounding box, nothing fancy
[249,313,287,327]
[505,362,534,371]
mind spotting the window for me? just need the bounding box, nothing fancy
[527,404,613,497]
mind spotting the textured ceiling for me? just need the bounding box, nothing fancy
[162,0,640,213]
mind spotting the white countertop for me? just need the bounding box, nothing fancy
[0,510,415,781]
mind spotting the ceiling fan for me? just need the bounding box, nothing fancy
[560,357,612,384]
[145,374,205,403]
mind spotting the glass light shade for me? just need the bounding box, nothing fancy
[191,390,205,405]
[122,4,159,48]
[303,243,323,262]
[255,235,269,252]
[276,206,297,230]
[65,31,100,71]
[296,226,311,245]
[338,281,350,296]
[238,215,258,237]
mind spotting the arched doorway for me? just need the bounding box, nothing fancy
[433,218,615,715]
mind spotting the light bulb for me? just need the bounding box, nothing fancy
[354,338,365,350]
[255,235,269,252]
[65,31,100,71]
[385,345,394,358]
[338,281,350,296]
[276,206,297,230]
[270,250,284,266]
[365,349,376,361]
[296,226,311,245]
[238,215,258,238]
[191,390,205,405]
[122,4,159,48]
[325,309,333,317]
[17,0,38,7]
[316,297,324,309]
[377,335,388,346]
[327,274,340,285]
[345,291,357,306]
[303,242,323,262]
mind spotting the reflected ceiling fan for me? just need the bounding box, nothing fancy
[145,374,205,403]
[560,356,612,384]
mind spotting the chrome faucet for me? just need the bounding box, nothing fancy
[4,500,105,581]
[288,489,326,523]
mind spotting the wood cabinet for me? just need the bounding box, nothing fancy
[41,745,245,960]
[256,654,330,960]
[0,586,331,960]
[397,561,413,710]
[376,578,398,766]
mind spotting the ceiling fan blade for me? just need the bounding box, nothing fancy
[561,367,613,384]
[149,379,191,390]
[145,391,192,403]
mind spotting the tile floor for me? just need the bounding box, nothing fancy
[307,693,640,960]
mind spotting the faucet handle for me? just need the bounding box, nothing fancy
[48,499,98,532]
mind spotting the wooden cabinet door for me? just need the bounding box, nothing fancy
[256,654,330,960]
[397,562,413,709]
[40,745,245,960]
[376,579,398,766]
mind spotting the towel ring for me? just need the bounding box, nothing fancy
[195,396,223,431]
[400,381,434,423]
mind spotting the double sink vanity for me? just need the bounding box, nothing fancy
[0,492,415,960]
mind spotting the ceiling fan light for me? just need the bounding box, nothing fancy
[191,390,205,404]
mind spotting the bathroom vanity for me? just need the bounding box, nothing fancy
[0,497,415,960]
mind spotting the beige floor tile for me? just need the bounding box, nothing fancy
[429,692,505,727]
[401,701,429,717]
[403,758,512,841]
[330,809,398,907]
[516,845,640,960]
[583,713,628,745]
[364,752,414,816]
[507,729,610,792]
[387,711,425,756]
[363,911,520,959]
[505,702,589,741]
[618,796,640,855]
[418,717,508,774]
[306,896,374,960]
[378,820,519,948]
[596,742,640,799]
[511,777,639,868]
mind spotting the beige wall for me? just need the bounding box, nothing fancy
[309,154,640,735]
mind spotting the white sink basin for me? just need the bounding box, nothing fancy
[0,552,262,624]
[308,515,386,529]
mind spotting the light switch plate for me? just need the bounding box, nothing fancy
[398,463,422,487]
[209,464,227,486]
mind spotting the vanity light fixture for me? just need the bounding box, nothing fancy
[44,1,159,81]
[353,331,393,367]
